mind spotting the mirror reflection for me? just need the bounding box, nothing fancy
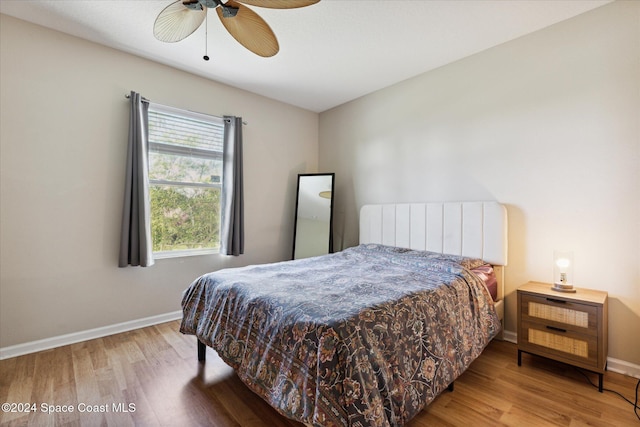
[292,173,335,259]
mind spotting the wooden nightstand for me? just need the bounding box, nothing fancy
[517,281,608,391]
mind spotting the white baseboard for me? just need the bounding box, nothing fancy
[503,329,517,344]
[607,357,640,379]
[503,329,640,379]
[0,311,182,360]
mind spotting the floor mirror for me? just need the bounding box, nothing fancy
[292,173,335,259]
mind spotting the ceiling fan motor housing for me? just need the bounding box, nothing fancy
[183,0,222,9]
[184,0,238,17]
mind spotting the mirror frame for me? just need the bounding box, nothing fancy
[292,173,335,260]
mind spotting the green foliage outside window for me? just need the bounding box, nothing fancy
[150,186,220,252]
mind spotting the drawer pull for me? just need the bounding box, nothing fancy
[546,325,567,333]
[546,298,567,304]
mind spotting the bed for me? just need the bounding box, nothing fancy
[180,201,508,427]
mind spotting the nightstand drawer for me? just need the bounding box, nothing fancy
[520,293,598,335]
[519,320,599,368]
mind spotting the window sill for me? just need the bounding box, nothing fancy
[153,248,219,259]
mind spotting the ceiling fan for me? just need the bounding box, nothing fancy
[154,0,320,58]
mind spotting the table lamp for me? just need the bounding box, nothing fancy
[552,250,576,293]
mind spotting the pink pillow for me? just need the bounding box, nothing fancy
[471,265,498,301]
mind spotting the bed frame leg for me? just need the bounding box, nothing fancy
[197,340,206,362]
[448,382,454,392]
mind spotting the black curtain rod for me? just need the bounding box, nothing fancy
[124,94,247,125]
[124,93,149,103]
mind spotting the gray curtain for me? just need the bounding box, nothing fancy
[118,91,154,267]
[220,116,244,256]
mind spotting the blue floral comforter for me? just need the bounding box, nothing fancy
[180,244,500,426]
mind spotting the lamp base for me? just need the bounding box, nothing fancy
[551,282,577,293]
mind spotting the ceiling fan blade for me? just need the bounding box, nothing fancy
[216,1,279,57]
[154,0,206,43]
[235,0,320,9]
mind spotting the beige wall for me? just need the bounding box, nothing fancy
[0,14,318,348]
[319,1,639,364]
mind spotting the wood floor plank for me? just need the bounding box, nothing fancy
[0,356,34,425]
[1,320,638,426]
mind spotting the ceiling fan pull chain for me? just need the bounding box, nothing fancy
[203,10,210,61]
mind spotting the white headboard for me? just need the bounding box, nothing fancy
[359,201,508,266]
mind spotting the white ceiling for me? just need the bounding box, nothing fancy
[0,0,612,113]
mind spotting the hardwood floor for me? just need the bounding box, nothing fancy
[1,320,637,426]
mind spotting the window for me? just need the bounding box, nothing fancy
[148,103,224,257]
